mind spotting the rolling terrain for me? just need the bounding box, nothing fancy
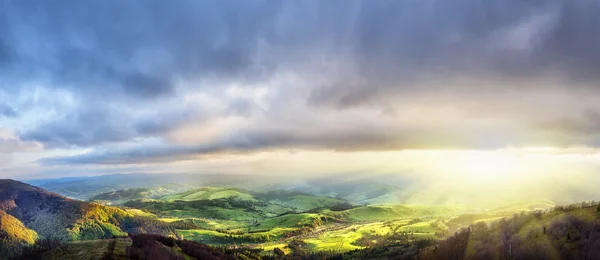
[88,185,193,205]
[1,178,584,260]
[0,179,182,259]
[112,186,523,256]
[162,187,258,202]
[23,203,600,259]
[26,173,283,201]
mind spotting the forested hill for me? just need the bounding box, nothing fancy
[0,179,176,259]
[396,202,600,260]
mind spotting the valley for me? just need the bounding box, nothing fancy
[4,2,600,259]
[1,176,578,259]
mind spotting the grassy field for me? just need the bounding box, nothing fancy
[173,210,448,254]
[161,187,257,202]
[260,243,292,255]
[160,206,264,221]
[331,204,463,222]
[177,229,232,245]
[250,213,321,231]
[149,203,469,254]
[119,187,555,256]
[123,208,156,217]
[270,195,349,212]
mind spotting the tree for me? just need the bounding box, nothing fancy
[543,226,546,235]
[273,247,285,256]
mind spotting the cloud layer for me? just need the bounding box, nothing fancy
[1,1,600,167]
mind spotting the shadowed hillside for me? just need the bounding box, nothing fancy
[0,180,181,259]
[0,179,131,242]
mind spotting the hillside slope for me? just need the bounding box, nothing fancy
[418,202,600,260]
[0,210,39,259]
[40,235,262,260]
[0,210,38,244]
[88,185,189,205]
[0,179,133,242]
[28,173,279,200]
[0,179,190,259]
[161,187,258,202]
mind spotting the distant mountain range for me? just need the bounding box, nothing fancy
[24,173,416,205]
[25,173,284,200]
[23,172,589,209]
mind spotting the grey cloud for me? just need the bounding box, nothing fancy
[19,108,132,147]
[5,0,598,103]
[20,106,196,148]
[305,1,600,107]
[0,0,277,99]
[39,129,396,165]
[537,111,600,144]
[0,104,17,117]
[2,0,600,154]
[0,136,40,153]
[39,124,523,165]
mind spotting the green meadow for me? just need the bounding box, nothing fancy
[112,187,559,256]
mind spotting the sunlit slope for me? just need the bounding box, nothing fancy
[429,203,600,259]
[0,210,38,244]
[161,187,258,202]
[250,213,322,230]
[88,185,190,205]
[490,199,556,213]
[333,204,464,222]
[268,194,350,212]
[123,197,291,221]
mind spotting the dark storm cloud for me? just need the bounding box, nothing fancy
[0,0,599,156]
[6,1,599,101]
[0,0,278,97]
[39,128,400,165]
[306,1,600,106]
[20,106,196,148]
[41,124,521,165]
[20,108,133,147]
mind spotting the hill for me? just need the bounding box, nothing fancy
[267,194,351,212]
[0,179,183,258]
[161,187,258,202]
[273,174,415,205]
[0,210,38,244]
[28,173,282,200]
[0,179,133,242]
[417,202,600,259]
[15,202,600,259]
[88,185,190,205]
[331,204,464,222]
[39,234,264,260]
[0,210,38,259]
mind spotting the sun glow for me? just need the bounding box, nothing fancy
[458,152,521,181]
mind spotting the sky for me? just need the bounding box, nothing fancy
[2,0,600,193]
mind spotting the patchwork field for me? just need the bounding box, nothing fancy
[162,187,258,202]
[111,187,557,256]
